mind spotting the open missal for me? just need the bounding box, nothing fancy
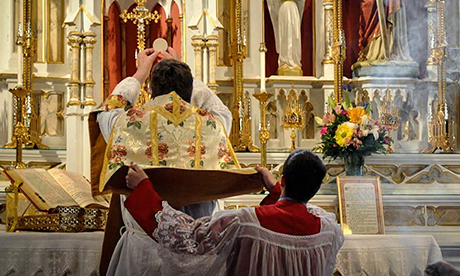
[6,168,109,212]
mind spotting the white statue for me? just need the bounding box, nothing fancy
[267,0,305,76]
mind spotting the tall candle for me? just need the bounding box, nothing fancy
[260,48,265,91]
[17,23,23,88]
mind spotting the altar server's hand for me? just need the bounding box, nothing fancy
[126,162,149,189]
[255,166,277,191]
[133,48,160,84]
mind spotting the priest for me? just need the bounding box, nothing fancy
[91,48,237,275]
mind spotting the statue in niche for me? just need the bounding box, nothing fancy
[38,92,64,136]
[370,89,382,121]
[393,90,404,140]
[277,90,287,116]
[302,102,315,139]
[266,0,305,76]
[393,90,403,109]
[401,92,419,140]
[405,110,419,140]
[298,92,315,139]
[266,101,278,139]
[360,90,371,108]
[355,90,363,106]
[351,0,419,77]
[393,90,418,141]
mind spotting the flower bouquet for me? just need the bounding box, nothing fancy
[314,93,392,176]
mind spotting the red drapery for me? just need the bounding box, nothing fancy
[149,2,182,60]
[125,4,138,78]
[106,3,122,95]
[301,0,314,76]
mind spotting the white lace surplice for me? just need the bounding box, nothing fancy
[154,203,344,276]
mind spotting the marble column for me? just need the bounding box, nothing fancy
[83,32,97,106]
[67,31,82,106]
[205,34,219,92]
[322,0,334,65]
[191,35,205,81]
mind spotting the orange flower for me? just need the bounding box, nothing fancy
[348,107,368,124]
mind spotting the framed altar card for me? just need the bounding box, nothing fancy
[337,176,385,235]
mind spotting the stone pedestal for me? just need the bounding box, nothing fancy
[352,61,420,78]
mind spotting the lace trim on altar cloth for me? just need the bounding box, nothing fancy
[0,232,102,276]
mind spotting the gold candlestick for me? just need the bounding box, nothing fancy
[8,88,29,169]
[282,87,304,152]
[254,91,273,168]
[229,0,258,152]
[4,0,48,150]
[423,0,456,153]
[332,0,346,104]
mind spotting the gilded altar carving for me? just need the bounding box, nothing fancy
[321,162,460,186]
[442,165,460,174]
[383,206,425,226]
[406,165,460,184]
[368,164,428,184]
[427,206,460,226]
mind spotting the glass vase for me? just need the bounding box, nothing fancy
[343,155,365,176]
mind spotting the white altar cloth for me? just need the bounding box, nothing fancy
[336,235,443,276]
[0,232,104,276]
[0,231,443,276]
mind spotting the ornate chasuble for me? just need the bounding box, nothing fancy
[99,91,239,193]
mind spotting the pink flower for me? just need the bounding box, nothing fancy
[334,105,343,114]
[322,113,336,125]
[320,126,328,135]
[341,110,348,115]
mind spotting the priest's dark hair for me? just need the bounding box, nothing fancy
[150,59,193,103]
[282,149,326,203]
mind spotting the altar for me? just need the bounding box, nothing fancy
[336,235,442,276]
[0,231,103,276]
[0,231,443,276]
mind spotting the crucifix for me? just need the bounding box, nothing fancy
[120,0,161,105]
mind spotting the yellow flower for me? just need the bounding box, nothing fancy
[348,107,368,124]
[335,122,354,147]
